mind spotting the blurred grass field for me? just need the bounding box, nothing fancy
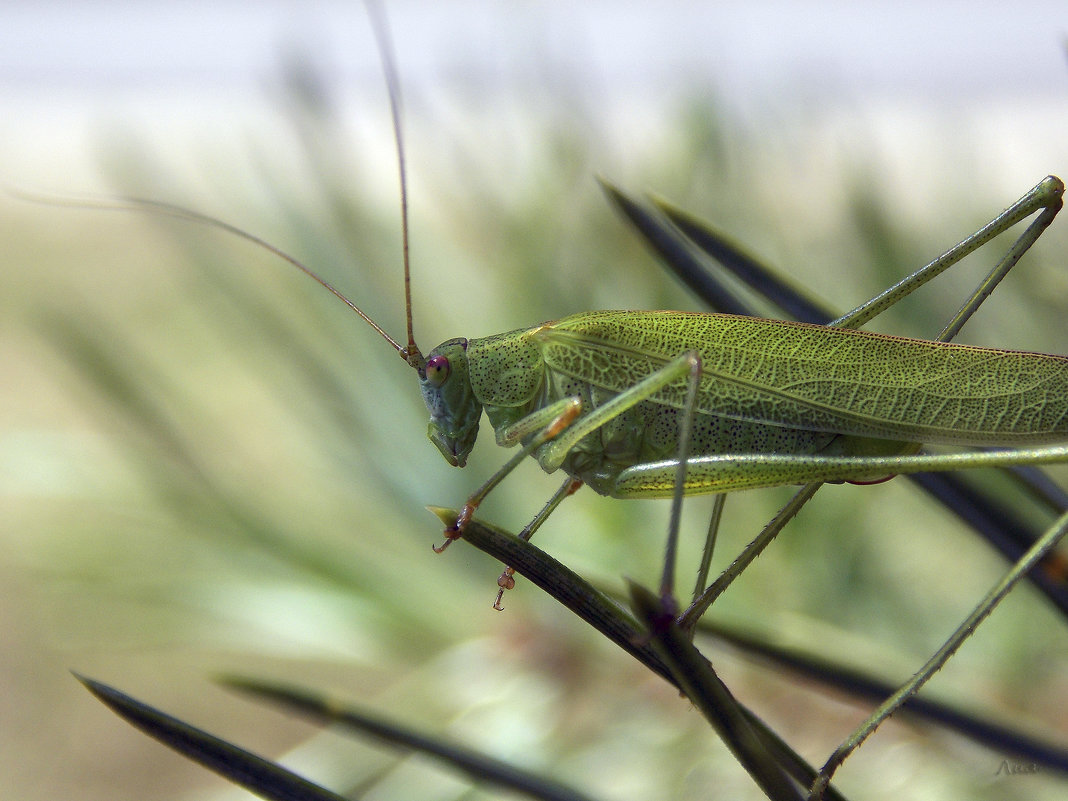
[3,8,1068,801]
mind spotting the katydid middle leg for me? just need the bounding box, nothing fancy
[435,396,583,552]
[494,475,583,611]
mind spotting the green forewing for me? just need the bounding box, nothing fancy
[534,311,1068,446]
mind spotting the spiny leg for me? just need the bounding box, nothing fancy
[833,176,1062,330]
[628,452,1068,633]
[691,493,726,605]
[622,446,1068,500]
[680,482,822,635]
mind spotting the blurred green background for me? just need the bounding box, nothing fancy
[2,3,1068,800]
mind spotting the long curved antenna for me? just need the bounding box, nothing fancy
[12,190,407,356]
[14,4,425,373]
[365,0,424,373]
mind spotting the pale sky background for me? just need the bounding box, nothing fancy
[2,1,1066,194]
[2,1,1064,100]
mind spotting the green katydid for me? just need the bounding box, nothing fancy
[410,170,1064,513]
[28,176,1068,559]
[35,8,1066,618]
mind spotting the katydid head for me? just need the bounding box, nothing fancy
[362,8,486,470]
[420,338,483,467]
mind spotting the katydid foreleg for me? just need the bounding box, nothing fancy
[459,348,705,608]
[433,395,583,552]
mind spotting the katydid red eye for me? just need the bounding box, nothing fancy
[425,355,450,386]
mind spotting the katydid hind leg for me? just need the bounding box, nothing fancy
[650,176,1066,620]
[691,493,727,606]
[808,507,1068,800]
[832,175,1063,331]
[615,445,1068,497]
[658,350,703,614]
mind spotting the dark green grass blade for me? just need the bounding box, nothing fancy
[442,511,847,801]
[653,190,832,324]
[628,583,809,801]
[76,675,349,801]
[428,508,671,681]
[219,676,602,801]
[597,179,752,315]
[591,571,1068,774]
